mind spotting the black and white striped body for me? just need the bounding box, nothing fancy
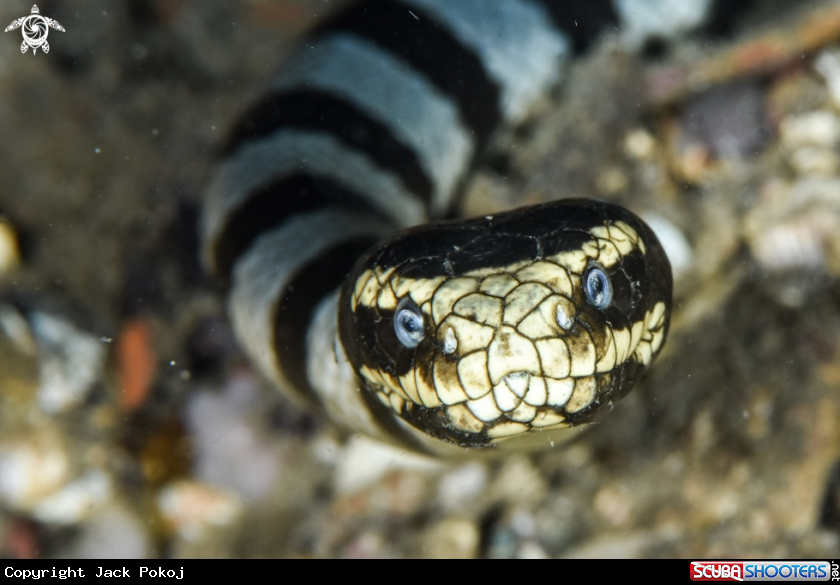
[202,0,717,455]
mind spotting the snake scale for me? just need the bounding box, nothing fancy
[197,0,725,455]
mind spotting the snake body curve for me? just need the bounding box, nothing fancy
[201,0,691,454]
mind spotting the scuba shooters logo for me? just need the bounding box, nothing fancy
[4,5,64,55]
[691,561,834,581]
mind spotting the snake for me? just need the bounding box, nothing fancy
[200,0,690,455]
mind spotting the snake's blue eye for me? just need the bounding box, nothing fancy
[584,264,612,309]
[395,297,425,348]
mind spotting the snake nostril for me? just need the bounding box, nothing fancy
[555,302,574,330]
[442,326,457,354]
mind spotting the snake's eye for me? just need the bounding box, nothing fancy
[584,263,612,309]
[394,297,425,348]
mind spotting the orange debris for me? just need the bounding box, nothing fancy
[117,319,157,410]
[4,519,38,559]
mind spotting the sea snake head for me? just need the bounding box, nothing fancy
[339,199,672,449]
